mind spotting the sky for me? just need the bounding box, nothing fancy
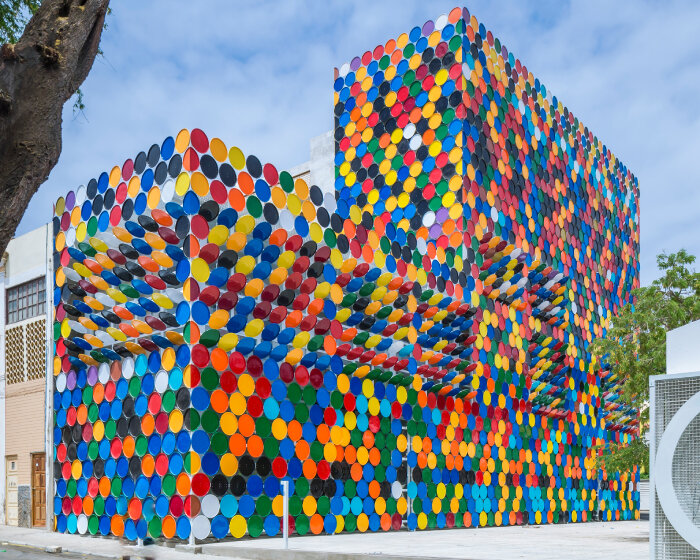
[16,0,700,286]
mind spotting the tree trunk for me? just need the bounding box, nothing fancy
[0,0,109,256]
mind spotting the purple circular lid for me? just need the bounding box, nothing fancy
[422,20,434,36]
[64,190,76,211]
[66,370,77,391]
[87,365,98,386]
[429,224,442,239]
[350,56,361,71]
[435,207,449,223]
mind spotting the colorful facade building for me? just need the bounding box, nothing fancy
[51,8,640,541]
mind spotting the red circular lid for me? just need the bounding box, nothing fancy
[228,352,246,374]
[272,457,287,478]
[261,284,280,302]
[145,316,167,332]
[155,412,169,434]
[190,129,209,153]
[191,345,210,368]
[253,301,271,319]
[368,416,381,433]
[169,495,184,516]
[293,256,310,274]
[148,394,162,414]
[110,206,122,226]
[285,235,303,253]
[199,286,221,306]
[247,395,263,417]
[191,473,210,496]
[82,423,93,441]
[88,477,99,497]
[295,366,309,386]
[292,294,310,311]
[218,291,238,311]
[128,498,142,520]
[227,273,247,292]
[344,393,356,411]
[263,163,278,186]
[199,243,219,264]
[300,278,317,294]
[279,363,294,384]
[309,368,324,388]
[269,306,287,324]
[66,407,77,426]
[121,159,134,181]
[285,272,303,291]
[210,180,227,204]
[317,460,331,480]
[255,378,271,399]
[155,453,169,476]
[56,443,67,462]
[190,215,210,240]
[247,355,263,377]
[220,370,237,393]
[110,438,122,458]
[61,463,71,481]
[72,495,82,515]
[323,407,336,425]
[144,275,166,290]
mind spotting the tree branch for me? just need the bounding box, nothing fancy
[0,0,109,254]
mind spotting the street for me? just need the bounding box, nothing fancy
[0,543,105,559]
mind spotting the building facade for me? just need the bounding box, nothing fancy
[0,224,52,527]
[51,8,639,541]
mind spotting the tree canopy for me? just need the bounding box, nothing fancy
[0,0,109,256]
[591,250,700,473]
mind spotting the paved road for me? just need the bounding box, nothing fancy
[0,543,107,559]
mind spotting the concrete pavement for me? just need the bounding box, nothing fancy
[0,521,649,560]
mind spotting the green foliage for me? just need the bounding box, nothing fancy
[0,0,39,44]
[591,250,700,473]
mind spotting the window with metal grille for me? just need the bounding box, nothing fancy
[7,277,45,324]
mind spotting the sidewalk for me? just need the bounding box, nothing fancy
[0,525,237,560]
[0,521,649,560]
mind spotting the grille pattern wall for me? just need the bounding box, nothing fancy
[5,317,46,384]
[652,375,700,560]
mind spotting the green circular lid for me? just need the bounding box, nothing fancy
[287,383,301,403]
[263,437,279,458]
[307,335,324,352]
[86,217,98,236]
[256,417,271,438]
[88,515,99,535]
[407,390,417,405]
[374,432,385,449]
[82,386,93,405]
[87,404,99,423]
[294,404,309,423]
[201,368,219,390]
[246,197,263,218]
[302,385,316,406]
[385,433,396,450]
[323,229,337,248]
[428,512,437,528]
[412,405,422,422]
[256,496,271,516]
[344,480,356,498]
[104,420,116,440]
[374,465,386,482]
[111,477,122,497]
[279,171,294,193]
[386,497,396,515]
[289,496,302,516]
[412,498,422,514]
[148,517,162,538]
[199,330,220,348]
[162,390,176,413]
[295,515,309,536]
[53,322,61,341]
[88,441,99,461]
[162,474,176,496]
[66,479,77,498]
[317,496,330,516]
[188,409,201,430]
[344,514,356,532]
[380,449,391,467]
[135,436,148,457]
[120,283,139,298]
[330,391,344,409]
[93,496,105,516]
[211,432,228,455]
[184,453,193,474]
[201,410,219,433]
[128,377,141,397]
[310,441,323,462]
[248,515,263,537]
[350,430,363,448]
[295,478,309,497]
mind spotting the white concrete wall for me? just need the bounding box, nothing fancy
[5,225,48,289]
[667,319,700,375]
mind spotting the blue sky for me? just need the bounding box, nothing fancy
[17,0,700,286]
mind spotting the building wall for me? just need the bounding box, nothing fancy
[1,223,50,528]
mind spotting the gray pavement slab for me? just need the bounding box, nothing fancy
[0,521,649,560]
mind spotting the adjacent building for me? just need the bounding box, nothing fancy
[0,224,52,527]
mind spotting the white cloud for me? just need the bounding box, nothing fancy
[17,0,700,286]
